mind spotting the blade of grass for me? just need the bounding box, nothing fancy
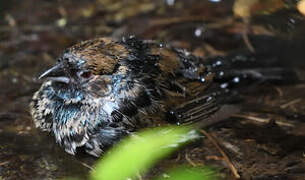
[91,126,193,180]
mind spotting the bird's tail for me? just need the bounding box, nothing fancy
[205,55,300,90]
[204,36,303,89]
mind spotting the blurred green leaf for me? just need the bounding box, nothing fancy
[91,126,196,180]
[155,166,218,180]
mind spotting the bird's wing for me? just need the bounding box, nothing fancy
[166,93,219,125]
[145,42,225,125]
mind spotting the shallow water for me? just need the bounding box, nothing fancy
[0,0,305,179]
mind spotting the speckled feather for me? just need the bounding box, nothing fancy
[30,36,284,156]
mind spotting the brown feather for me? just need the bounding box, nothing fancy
[68,37,128,75]
[150,46,180,76]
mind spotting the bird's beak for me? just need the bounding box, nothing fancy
[39,63,70,84]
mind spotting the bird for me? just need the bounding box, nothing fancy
[30,36,293,157]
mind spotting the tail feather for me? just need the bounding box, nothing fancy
[203,35,305,87]
[204,53,301,88]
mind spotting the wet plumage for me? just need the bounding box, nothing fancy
[30,36,292,156]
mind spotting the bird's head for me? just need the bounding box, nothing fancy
[39,37,129,87]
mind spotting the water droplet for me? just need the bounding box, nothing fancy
[77,60,85,66]
[289,18,295,24]
[166,0,175,6]
[169,110,175,115]
[176,122,181,126]
[12,78,18,83]
[206,96,213,102]
[233,77,240,83]
[194,28,202,37]
[184,51,190,56]
[219,71,224,77]
[209,0,222,2]
[200,77,206,82]
[159,43,164,48]
[122,36,126,42]
[215,60,222,66]
[213,60,222,67]
[220,83,228,89]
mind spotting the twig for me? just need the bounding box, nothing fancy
[232,114,294,127]
[0,161,9,166]
[242,20,255,53]
[221,141,243,157]
[200,130,240,179]
[205,155,223,161]
[274,87,284,97]
[150,16,233,28]
[185,153,197,167]
[233,114,269,123]
[150,16,204,26]
[77,160,95,171]
[280,99,302,109]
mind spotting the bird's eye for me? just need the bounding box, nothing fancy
[80,71,92,79]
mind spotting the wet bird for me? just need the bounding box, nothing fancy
[30,36,293,156]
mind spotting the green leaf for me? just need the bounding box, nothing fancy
[154,166,219,180]
[91,126,196,180]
